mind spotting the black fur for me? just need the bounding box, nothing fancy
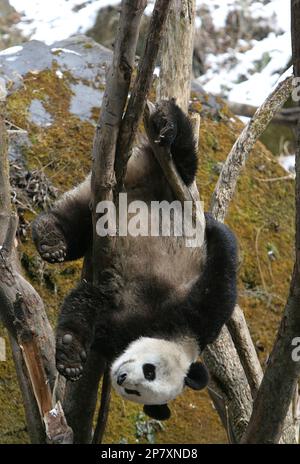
[31,99,237,385]
[185,362,209,390]
[143,404,171,421]
[56,213,237,369]
[32,100,197,264]
[149,99,198,186]
[32,186,92,263]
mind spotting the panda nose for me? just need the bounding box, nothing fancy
[117,373,127,386]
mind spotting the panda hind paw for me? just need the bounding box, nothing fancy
[150,101,178,147]
[32,214,67,263]
[56,332,88,382]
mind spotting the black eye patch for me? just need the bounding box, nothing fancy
[125,388,141,396]
[143,363,156,381]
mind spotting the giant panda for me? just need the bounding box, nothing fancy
[32,99,237,420]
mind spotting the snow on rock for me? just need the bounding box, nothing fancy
[51,47,82,56]
[278,154,295,174]
[197,0,291,107]
[0,45,23,55]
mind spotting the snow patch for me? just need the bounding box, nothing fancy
[56,69,64,79]
[278,154,295,174]
[197,0,291,106]
[10,0,121,44]
[51,47,81,56]
[0,45,23,56]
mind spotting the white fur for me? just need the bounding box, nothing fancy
[111,337,199,405]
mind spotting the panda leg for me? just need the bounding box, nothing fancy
[56,282,98,382]
[190,213,238,350]
[148,99,198,186]
[32,174,92,263]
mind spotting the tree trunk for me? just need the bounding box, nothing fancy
[157,0,195,112]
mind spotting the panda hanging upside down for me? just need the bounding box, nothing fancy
[32,99,238,421]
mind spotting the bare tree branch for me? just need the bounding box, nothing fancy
[207,73,297,443]
[240,1,300,444]
[225,99,299,125]
[91,0,147,274]
[227,305,263,397]
[211,75,293,223]
[115,0,173,190]
[92,370,111,444]
[91,0,172,443]
[157,0,196,112]
[90,0,147,442]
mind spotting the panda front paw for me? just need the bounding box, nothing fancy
[56,331,88,382]
[32,213,67,263]
[150,100,178,147]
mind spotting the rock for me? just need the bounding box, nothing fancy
[0,35,112,123]
[7,123,30,164]
[28,99,53,127]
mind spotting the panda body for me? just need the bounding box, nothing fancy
[32,100,238,418]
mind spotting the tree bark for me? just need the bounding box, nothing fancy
[227,305,263,397]
[154,0,205,245]
[75,0,147,443]
[157,0,195,112]
[115,0,172,191]
[92,0,147,276]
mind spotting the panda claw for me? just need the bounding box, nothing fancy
[80,350,87,361]
[63,334,73,345]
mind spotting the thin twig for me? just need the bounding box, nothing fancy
[92,367,112,444]
[254,175,295,182]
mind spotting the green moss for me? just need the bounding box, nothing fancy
[84,43,93,49]
[0,70,296,443]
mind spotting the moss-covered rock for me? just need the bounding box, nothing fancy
[0,36,295,444]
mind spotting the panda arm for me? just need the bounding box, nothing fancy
[32,174,92,262]
[149,100,198,186]
[188,213,238,350]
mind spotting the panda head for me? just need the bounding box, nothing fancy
[111,337,209,420]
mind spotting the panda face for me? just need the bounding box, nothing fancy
[111,337,199,405]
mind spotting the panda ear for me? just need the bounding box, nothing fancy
[184,362,209,390]
[143,404,171,421]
